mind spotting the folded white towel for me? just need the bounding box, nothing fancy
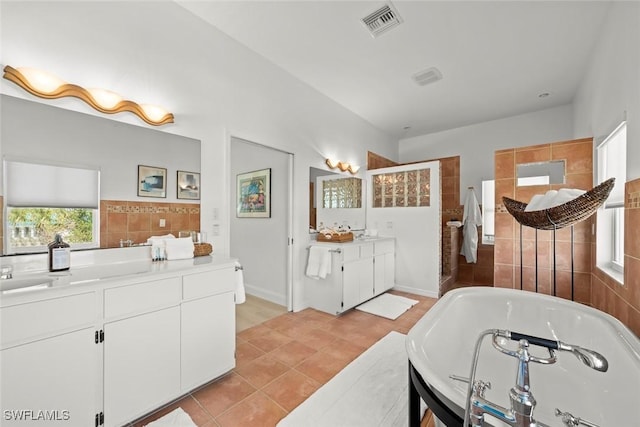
[235,261,246,304]
[147,233,176,246]
[164,237,194,260]
[306,246,332,279]
[525,188,586,211]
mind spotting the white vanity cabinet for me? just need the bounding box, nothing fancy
[0,292,99,427]
[102,277,182,427]
[373,239,395,295]
[181,268,236,392]
[0,258,237,427]
[306,238,395,315]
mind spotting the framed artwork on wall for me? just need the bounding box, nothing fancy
[237,168,271,218]
[137,165,167,198]
[177,170,200,200]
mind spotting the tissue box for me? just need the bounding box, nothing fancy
[194,243,213,257]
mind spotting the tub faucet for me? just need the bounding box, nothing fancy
[463,329,608,427]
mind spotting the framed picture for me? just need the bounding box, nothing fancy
[177,170,200,200]
[237,168,271,218]
[137,165,167,198]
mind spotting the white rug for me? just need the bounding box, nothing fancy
[145,407,197,427]
[277,331,426,427]
[355,293,419,320]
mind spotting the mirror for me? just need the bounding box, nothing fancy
[517,160,565,186]
[311,169,366,232]
[309,167,338,232]
[1,95,201,254]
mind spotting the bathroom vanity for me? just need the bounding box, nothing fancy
[305,237,395,315]
[0,253,237,427]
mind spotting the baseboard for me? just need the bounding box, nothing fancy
[243,283,287,306]
[392,284,439,299]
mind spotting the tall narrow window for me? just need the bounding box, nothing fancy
[596,121,626,281]
[481,180,495,245]
[4,160,100,254]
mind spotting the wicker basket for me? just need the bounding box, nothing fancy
[193,243,213,257]
[502,178,615,230]
[316,232,354,243]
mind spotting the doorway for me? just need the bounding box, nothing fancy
[230,137,293,309]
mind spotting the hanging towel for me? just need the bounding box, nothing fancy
[460,188,482,263]
[235,261,246,304]
[306,246,332,279]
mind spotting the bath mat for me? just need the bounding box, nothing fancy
[144,407,197,427]
[355,293,419,320]
[277,331,426,427]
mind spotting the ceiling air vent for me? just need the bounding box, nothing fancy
[412,67,443,86]
[362,3,403,38]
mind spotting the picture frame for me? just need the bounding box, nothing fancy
[236,168,271,218]
[137,165,167,198]
[177,170,200,200]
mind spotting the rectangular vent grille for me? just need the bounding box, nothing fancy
[362,4,403,37]
[412,67,443,86]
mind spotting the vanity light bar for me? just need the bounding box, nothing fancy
[2,65,174,126]
[325,158,360,174]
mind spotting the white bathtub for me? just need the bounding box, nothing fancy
[406,287,640,426]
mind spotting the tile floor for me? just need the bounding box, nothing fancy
[133,291,437,427]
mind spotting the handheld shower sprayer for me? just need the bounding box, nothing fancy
[495,330,609,372]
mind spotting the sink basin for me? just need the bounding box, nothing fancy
[0,276,57,293]
[406,287,640,426]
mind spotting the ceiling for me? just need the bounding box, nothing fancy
[178,1,611,140]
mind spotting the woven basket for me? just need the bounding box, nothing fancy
[193,243,213,257]
[502,178,615,230]
[316,232,354,243]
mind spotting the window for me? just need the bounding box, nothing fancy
[596,121,626,282]
[4,160,100,254]
[481,180,495,245]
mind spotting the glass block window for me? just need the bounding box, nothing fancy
[373,168,430,208]
[322,177,362,208]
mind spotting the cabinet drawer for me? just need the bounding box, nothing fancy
[104,277,181,319]
[183,268,235,300]
[374,240,394,255]
[359,243,374,258]
[1,292,96,348]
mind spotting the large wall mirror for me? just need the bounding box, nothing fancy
[517,160,565,186]
[1,95,201,255]
[309,167,365,232]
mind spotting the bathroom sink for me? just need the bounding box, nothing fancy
[406,287,640,426]
[0,276,57,293]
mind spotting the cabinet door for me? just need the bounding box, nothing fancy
[383,252,395,292]
[181,292,235,391]
[1,328,98,427]
[374,254,385,295]
[342,257,374,310]
[358,256,375,302]
[103,307,180,427]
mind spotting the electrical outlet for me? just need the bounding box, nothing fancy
[386,221,393,229]
[159,218,166,228]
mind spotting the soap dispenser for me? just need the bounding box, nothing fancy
[48,234,70,272]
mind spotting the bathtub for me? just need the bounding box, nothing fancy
[406,287,640,426]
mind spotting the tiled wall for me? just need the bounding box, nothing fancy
[493,138,594,305]
[440,225,459,294]
[100,200,200,248]
[0,196,3,256]
[591,179,640,336]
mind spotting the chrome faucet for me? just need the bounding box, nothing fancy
[463,329,608,427]
[0,266,13,279]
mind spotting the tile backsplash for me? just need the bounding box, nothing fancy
[100,200,200,248]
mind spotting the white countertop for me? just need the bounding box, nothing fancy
[0,252,237,306]
[308,236,394,248]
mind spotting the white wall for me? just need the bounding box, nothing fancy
[0,2,397,311]
[573,1,640,181]
[366,161,441,298]
[1,95,200,202]
[399,105,574,203]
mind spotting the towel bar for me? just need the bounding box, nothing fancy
[306,247,342,253]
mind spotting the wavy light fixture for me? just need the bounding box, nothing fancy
[326,158,360,174]
[2,65,174,126]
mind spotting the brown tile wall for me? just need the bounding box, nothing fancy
[100,200,200,248]
[493,138,594,304]
[440,225,460,295]
[0,196,3,256]
[591,179,640,336]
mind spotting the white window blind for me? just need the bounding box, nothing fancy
[5,160,100,208]
[597,121,626,208]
